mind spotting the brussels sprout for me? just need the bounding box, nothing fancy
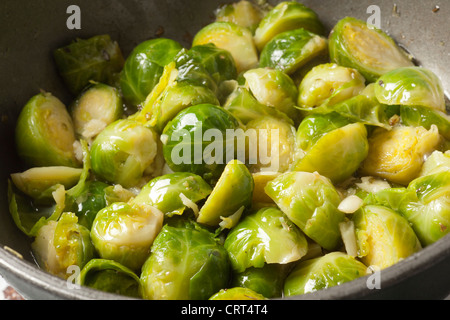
[359,125,441,185]
[71,83,123,141]
[251,171,281,205]
[254,1,325,51]
[10,166,82,200]
[15,92,80,168]
[79,259,141,298]
[90,202,164,271]
[265,171,345,250]
[161,104,241,184]
[147,81,220,133]
[53,34,124,95]
[374,67,446,112]
[90,119,158,188]
[329,17,414,82]
[420,150,450,176]
[259,28,328,75]
[209,287,267,300]
[224,207,308,272]
[140,219,230,300]
[293,118,369,184]
[119,38,182,106]
[197,160,253,226]
[400,106,450,141]
[283,252,368,296]
[231,263,292,298]
[243,68,299,122]
[298,63,366,109]
[32,212,95,279]
[245,116,296,173]
[131,172,212,217]
[223,86,293,125]
[192,21,258,74]
[353,205,422,269]
[215,0,266,33]
[65,180,110,230]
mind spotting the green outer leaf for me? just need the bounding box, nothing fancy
[140,220,230,300]
[224,206,308,273]
[400,105,450,141]
[284,252,367,296]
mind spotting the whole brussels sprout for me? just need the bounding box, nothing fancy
[192,21,258,74]
[254,1,325,51]
[359,125,441,185]
[293,113,369,184]
[224,206,308,272]
[70,83,123,141]
[245,116,297,173]
[209,287,267,300]
[265,171,345,250]
[53,34,124,95]
[119,38,182,106]
[329,17,414,82]
[32,212,95,279]
[283,252,368,296]
[243,68,299,122]
[91,201,164,271]
[79,259,141,298]
[15,92,80,168]
[140,219,230,300]
[131,172,212,218]
[298,63,366,109]
[197,159,253,227]
[161,104,241,184]
[374,67,446,113]
[90,119,158,188]
[259,28,328,75]
[353,205,422,269]
[215,0,266,33]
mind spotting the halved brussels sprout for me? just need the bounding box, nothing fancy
[265,171,345,250]
[298,63,366,108]
[400,105,450,141]
[215,0,266,33]
[231,263,292,298]
[90,201,164,271]
[420,150,450,176]
[374,67,446,112]
[329,17,414,82]
[359,125,441,185]
[283,252,368,296]
[243,68,299,122]
[119,38,182,106]
[90,119,158,188]
[197,159,253,226]
[32,212,95,279]
[140,219,230,300]
[192,21,258,74]
[71,83,123,141]
[259,28,328,75]
[224,206,308,272]
[293,121,369,184]
[161,104,241,184]
[353,205,422,269]
[209,287,267,300]
[223,86,293,125]
[254,1,325,51]
[79,259,141,298]
[53,34,124,95]
[131,172,212,217]
[15,92,80,168]
[147,81,219,133]
[245,116,296,173]
[10,166,82,200]
[251,171,281,205]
